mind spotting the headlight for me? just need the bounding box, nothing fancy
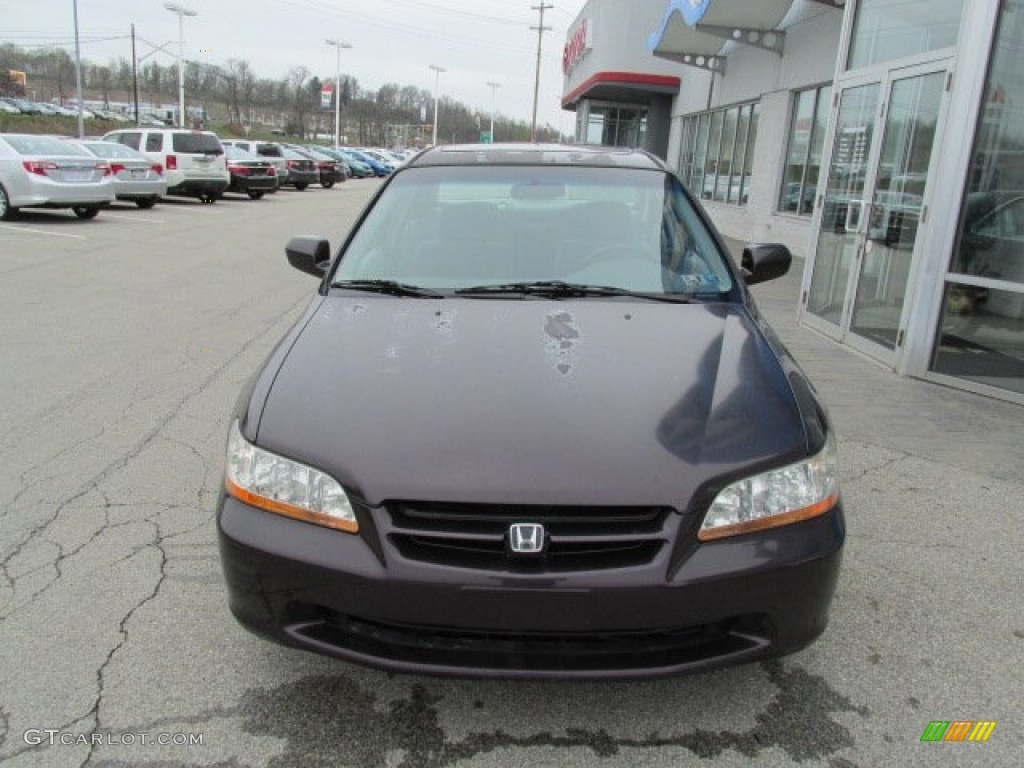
[224,420,358,533]
[699,433,838,541]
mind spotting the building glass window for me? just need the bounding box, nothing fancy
[848,0,966,70]
[678,101,758,206]
[730,104,751,204]
[678,118,697,184]
[584,103,648,148]
[931,1,1024,395]
[714,107,738,203]
[779,84,832,216]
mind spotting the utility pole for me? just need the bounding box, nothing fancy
[131,24,140,125]
[486,80,500,140]
[429,64,446,146]
[530,2,552,143]
[72,0,85,138]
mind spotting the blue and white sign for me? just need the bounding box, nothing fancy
[647,0,715,51]
[679,0,713,27]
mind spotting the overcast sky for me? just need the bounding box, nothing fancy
[4,0,588,132]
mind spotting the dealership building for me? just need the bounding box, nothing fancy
[562,0,1024,404]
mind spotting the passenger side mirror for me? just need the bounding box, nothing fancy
[285,236,332,277]
[741,243,792,285]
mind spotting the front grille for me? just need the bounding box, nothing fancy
[294,612,769,674]
[384,501,673,572]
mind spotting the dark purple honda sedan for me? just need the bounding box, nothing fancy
[217,144,844,679]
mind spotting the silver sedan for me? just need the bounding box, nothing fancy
[72,139,168,209]
[0,133,115,220]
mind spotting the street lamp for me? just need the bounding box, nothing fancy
[72,0,85,138]
[429,64,446,146]
[325,39,352,149]
[164,2,197,128]
[486,81,500,141]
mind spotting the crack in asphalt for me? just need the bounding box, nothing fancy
[0,294,311,765]
[85,521,169,767]
[839,450,909,485]
[0,293,307,607]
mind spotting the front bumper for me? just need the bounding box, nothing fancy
[218,494,844,679]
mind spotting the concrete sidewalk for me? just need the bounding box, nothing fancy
[728,239,1023,484]
[727,239,1022,764]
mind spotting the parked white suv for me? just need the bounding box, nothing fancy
[102,128,229,202]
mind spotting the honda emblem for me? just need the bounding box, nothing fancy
[508,523,546,555]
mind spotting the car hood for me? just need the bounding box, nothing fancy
[256,297,807,508]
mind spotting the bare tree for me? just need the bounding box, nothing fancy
[286,65,309,137]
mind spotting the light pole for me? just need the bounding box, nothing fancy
[429,64,446,146]
[326,39,352,149]
[486,81,500,141]
[72,0,85,138]
[164,3,197,128]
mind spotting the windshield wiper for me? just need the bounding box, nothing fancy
[331,279,443,298]
[454,281,698,303]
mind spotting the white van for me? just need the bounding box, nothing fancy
[102,128,229,202]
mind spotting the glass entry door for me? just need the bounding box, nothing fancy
[804,64,949,363]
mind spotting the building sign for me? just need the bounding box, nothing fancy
[677,0,713,27]
[321,82,333,110]
[563,18,593,76]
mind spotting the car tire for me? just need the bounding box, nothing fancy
[136,197,158,209]
[0,185,16,221]
[321,179,335,190]
[72,206,100,219]
[247,190,264,200]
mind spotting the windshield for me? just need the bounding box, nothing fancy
[333,165,733,296]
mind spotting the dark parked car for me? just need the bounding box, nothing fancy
[224,145,278,199]
[218,144,844,679]
[290,145,346,188]
[279,147,318,190]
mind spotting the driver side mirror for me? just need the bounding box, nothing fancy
[741,243,792,285]
[285,236,331,277]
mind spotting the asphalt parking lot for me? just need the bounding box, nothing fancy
[0,181,1020,768]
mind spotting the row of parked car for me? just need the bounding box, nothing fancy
[0,96,132,122]
[0,127,418,220]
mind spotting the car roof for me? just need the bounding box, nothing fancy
[407,143,667,171]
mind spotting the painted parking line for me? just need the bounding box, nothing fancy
[102,213,166,224]
[0,224,87,240]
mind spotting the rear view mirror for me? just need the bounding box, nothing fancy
[741,243,792,285]
[285,236,331,277]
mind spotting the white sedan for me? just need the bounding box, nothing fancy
[71,139,167,209]
[0,133,115,220]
